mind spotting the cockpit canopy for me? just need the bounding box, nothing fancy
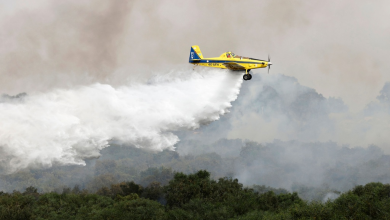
[226,52,235,58]
[222,51,249,59]
[219,51,249,59]
[220,51,236,58]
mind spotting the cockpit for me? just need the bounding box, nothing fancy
[226,52,235,58]
[226,52,248,59]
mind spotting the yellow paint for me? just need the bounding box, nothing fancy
[189,45,271,72]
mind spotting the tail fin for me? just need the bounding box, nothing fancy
[189,45,204,63]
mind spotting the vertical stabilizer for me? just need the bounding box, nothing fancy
[189,45,204,63]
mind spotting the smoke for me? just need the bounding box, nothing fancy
[176,74,389,159]
[219,74,390,152]
[0,0,135,94]
[177,74,390,152]
[0,68,242,173]
[174,74,390,198]
[2,0,390,111]
[232,140,385,191]
[323,192,340,203]
[1,0,390,199]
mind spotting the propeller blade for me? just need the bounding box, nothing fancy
[268,55,271,74]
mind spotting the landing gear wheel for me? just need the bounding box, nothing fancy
[243,74,252,81]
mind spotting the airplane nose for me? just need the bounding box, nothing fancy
[268,62,272,65]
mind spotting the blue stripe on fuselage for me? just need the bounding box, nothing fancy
[189,58,265,65]
[198,60,262,64]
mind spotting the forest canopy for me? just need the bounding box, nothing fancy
[1,170,390,219]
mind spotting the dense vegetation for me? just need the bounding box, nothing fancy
[1,170,390,219]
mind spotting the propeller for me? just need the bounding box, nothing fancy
[268,55,272,74]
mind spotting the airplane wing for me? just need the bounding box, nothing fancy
[223,62,246,70]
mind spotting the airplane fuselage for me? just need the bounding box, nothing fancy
[190,57,269,71]
[188,45,272,80]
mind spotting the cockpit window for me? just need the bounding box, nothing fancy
[231,52,235,57]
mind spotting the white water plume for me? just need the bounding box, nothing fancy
[0,68,242,173]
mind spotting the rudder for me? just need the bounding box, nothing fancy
[189,45,204,63]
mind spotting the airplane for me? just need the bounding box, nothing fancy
[189,45,272,81]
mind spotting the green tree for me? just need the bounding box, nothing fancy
[99,198,165,220]
[142,181,164,201]
[0,192,34,220]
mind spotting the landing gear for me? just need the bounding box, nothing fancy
[243,74,252,80]
[243,69,252,81]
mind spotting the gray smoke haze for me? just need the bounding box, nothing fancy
[0,1,138,94]
[174,137,389,200]
[177,74,390,152]
[174,76,390,195]
[228,76,390,151]
[1,0,390,196]
[1,0,390,110]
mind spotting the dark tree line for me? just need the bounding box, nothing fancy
[1,170,390,219]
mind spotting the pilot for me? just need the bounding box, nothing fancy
[227,52,231,58]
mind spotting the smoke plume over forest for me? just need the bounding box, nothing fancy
[1,0,390,202]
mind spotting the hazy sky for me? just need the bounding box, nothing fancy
[1,0,389,110]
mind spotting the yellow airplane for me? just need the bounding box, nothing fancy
[189,45,272,81]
